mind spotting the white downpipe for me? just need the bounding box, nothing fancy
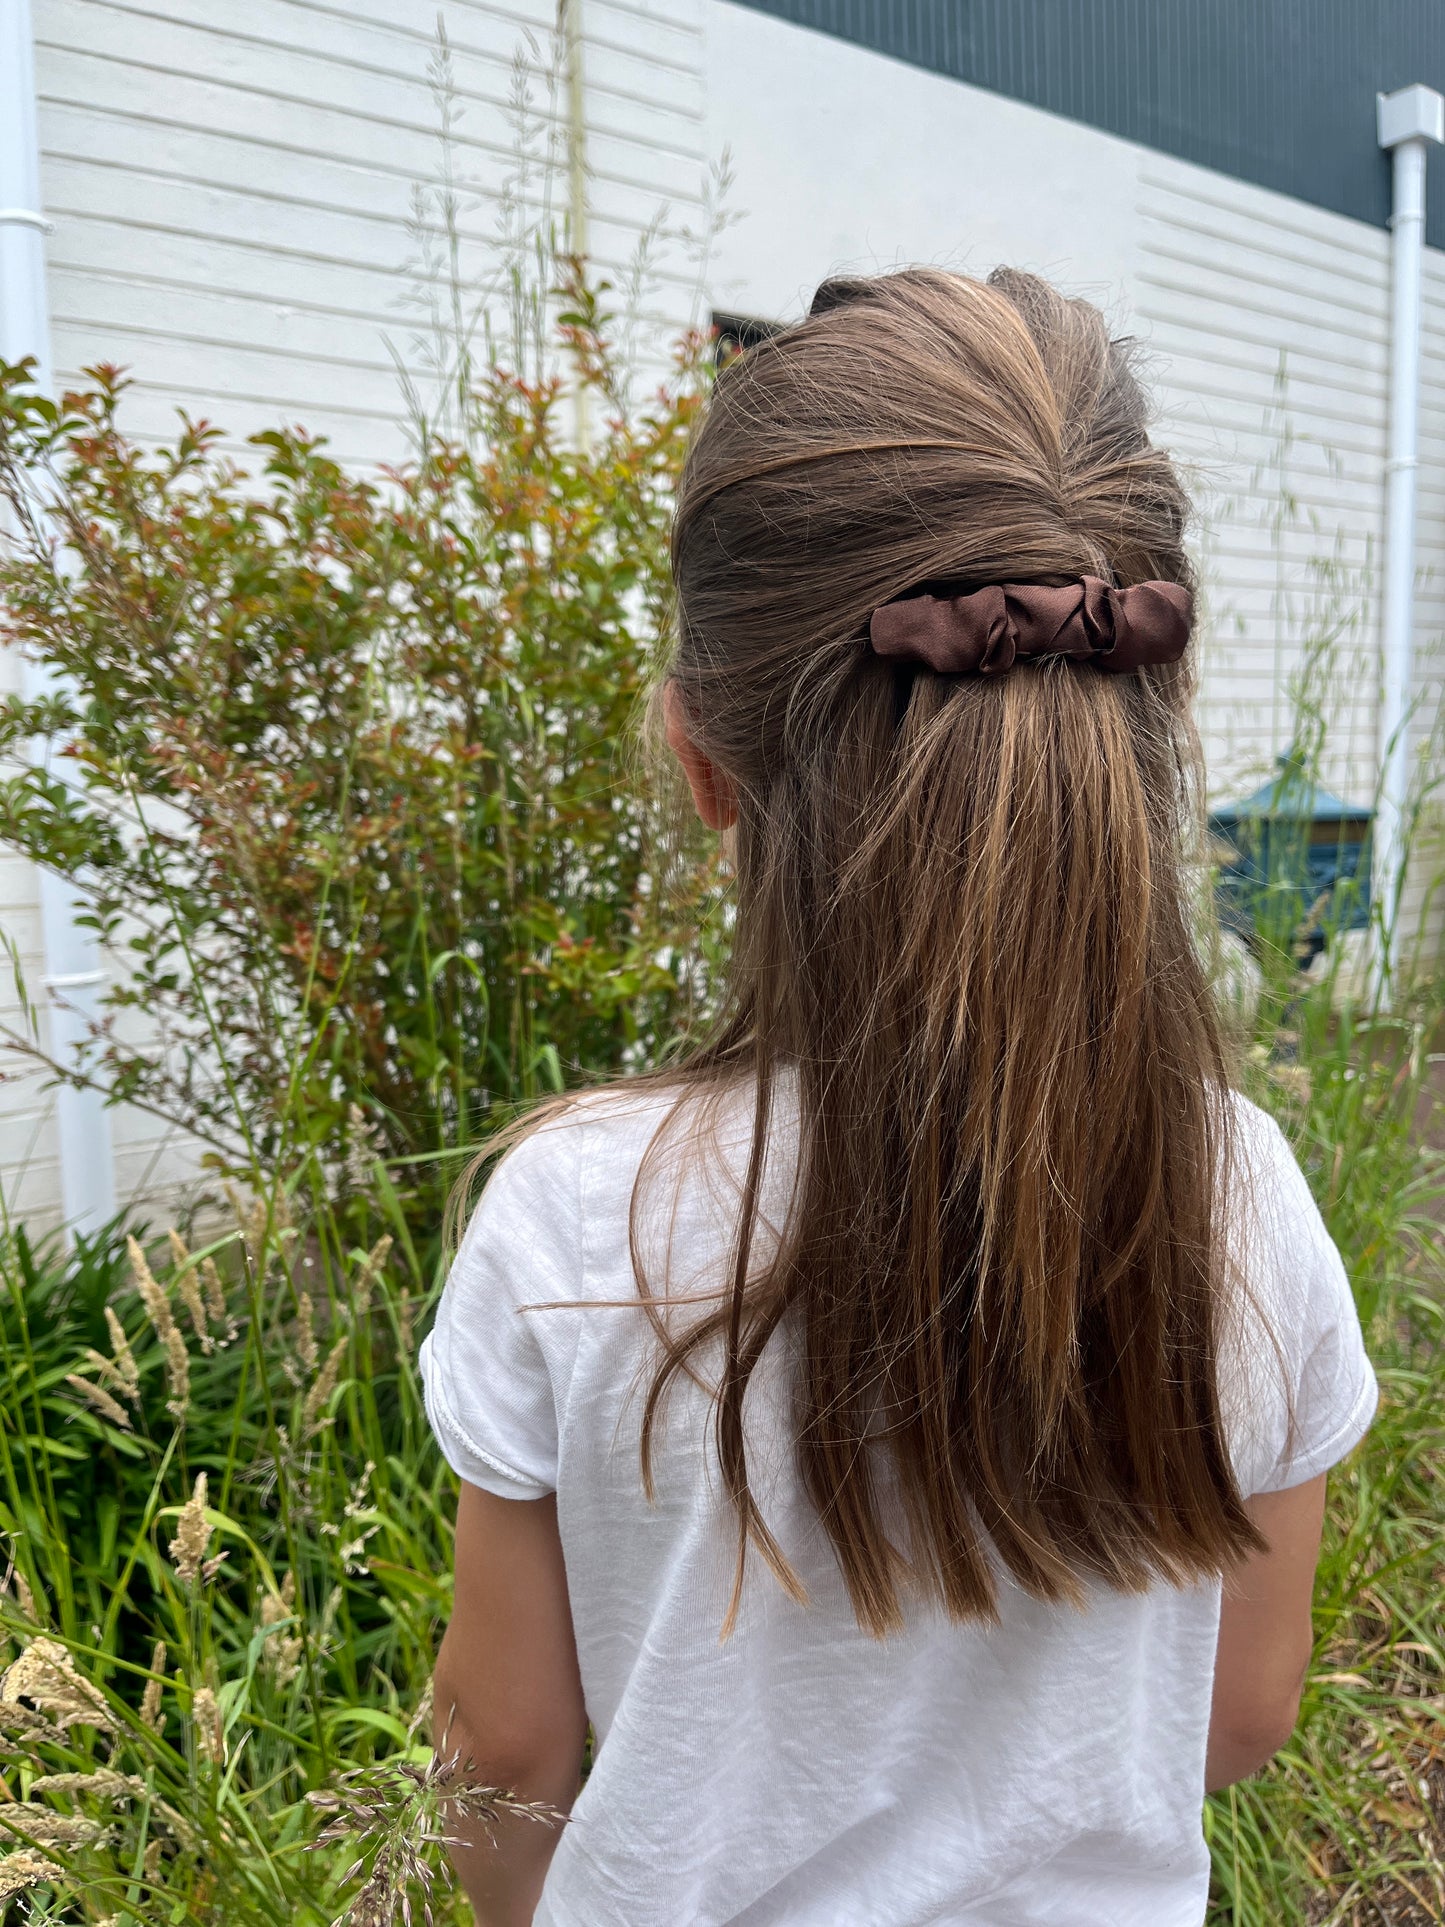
[560,0,589,447]
[0,0,116,1237]
[1375,84,1444,992]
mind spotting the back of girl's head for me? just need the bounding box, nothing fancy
[651,267,1256,1638]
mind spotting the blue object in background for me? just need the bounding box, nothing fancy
[1209,756,1373,967]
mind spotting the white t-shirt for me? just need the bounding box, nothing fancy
[420,1082,1376,1927]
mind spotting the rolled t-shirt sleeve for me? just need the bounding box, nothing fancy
[1232,1105,1379,1496]
[420,1124,581,1499]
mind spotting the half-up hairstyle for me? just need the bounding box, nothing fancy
[642,266,1258,1637]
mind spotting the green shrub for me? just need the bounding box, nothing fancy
[0,262,712,1243]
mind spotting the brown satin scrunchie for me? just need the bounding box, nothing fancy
[868,577,1193,676]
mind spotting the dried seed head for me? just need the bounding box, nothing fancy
[201,1257,230,1335]
[191,1686,223,1765]
[169,1475,211,1585]
[320,1462,380,1574]
[139,1642,166,1733]
[143,1837,162,1881]
[8,1570,34,1620]
[0,1638,111,1732]
[0,1703,63,1746]
[319,1584,343,1649]
[345,1103,381,1194]
[103,1308,140,1401]
[302,1338,349,1439]
[178,1270,211,1352]
[350,1234,393,1327]
[128,1236,174,1343]
[295,1292,318,1373]
[259,1572,302,1689]
[0,1805,105,1847]
[170,1230,212,1355]
[0,1849,58,1898]
[149,1798,197,1854]
[259,1571,296,1626]
[408,1676,433,1744]
[305,1751,562,1927]
[345,1864,394,1927]
[27,1770,142,1801]
[81,1346,133,1403]
[223,1184,269,1271]
[64,1374,132,1430]
[163,1327,190,1419]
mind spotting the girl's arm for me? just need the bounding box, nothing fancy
[433,1481,588,1926]
[1205,1472,1328,1794]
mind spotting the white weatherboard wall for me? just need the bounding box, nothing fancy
[705,0,1445,830]
[36,0,708,461]
[1,0,706,1230]
[6,0,1444,1228]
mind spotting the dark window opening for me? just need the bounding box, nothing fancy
[712,311,783,369]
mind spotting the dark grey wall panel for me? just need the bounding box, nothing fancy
[729,1,1445,248]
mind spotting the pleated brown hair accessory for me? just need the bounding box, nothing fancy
[869,576,1193,677]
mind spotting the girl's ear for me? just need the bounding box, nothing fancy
[663,680,738,831]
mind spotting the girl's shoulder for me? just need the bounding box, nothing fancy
[1221,1087,1333,1253]
[483,1079,707,1209]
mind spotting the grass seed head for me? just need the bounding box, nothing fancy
[201,1255,231,1334]
[296,1292,319,1373]
[308,1749,562,1927]
[191,1685,223,1765]
[170,1229,213,1354]
[0,1849,58,1899]
[140,1641,166,1733]
[344,1104,381,1194]
[169,1475,211,1585]
[27,1770,143,1801]
[349,1234,393,1328]
[127,1235,174,1343]
[0,1804,107,1847]
[1,1638,111,1732]
[303,1337,349,1439]
[64,1373,132,1430]
[102,1308,140,1401]
[0,1703,63,1746]
[260,1573,302,1689]
[163,1326,190,1419]
[223,1183,270,1272]
[82,1343,137,1406]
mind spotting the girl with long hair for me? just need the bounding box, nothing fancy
[422,268,1376,1926]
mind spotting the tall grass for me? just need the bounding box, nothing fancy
[1206,965,1445,1923]
[1201,631,1445,1922]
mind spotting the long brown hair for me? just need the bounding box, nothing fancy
[636,266,1260,1638]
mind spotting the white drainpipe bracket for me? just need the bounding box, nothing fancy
[1378,84,1445,153]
